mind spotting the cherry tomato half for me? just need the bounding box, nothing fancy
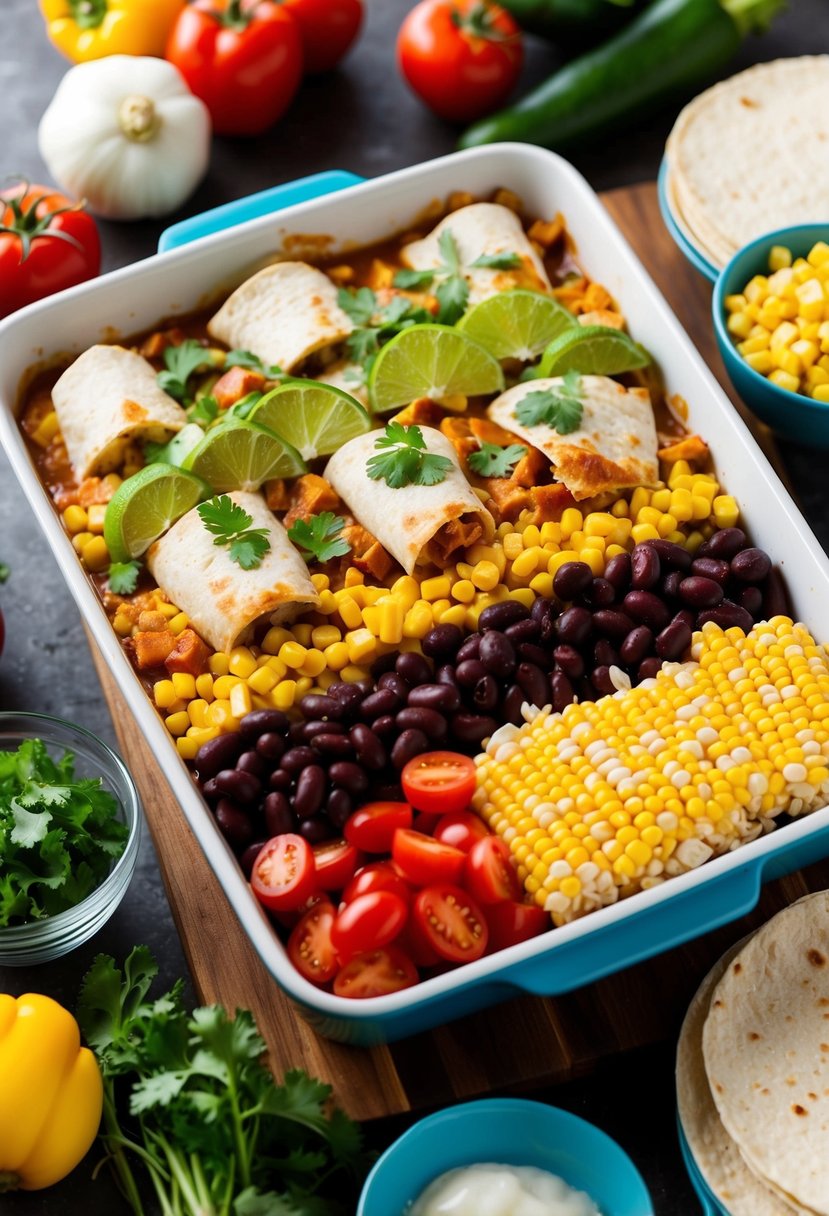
[282,0,363,73]
[287,898,339,985]
[392,828,467,887]
[465,835,521,905]
[344,801,412,853]
[412,884,488,964]
[485,900,549,954]
[312,839,361,891]
[433,810,490,853]
[397,0,523,124]
[401,751,477,816]
[330,890,408,962]
[250,833,316,912]
[342,862,412,908]
[333,947,419,999]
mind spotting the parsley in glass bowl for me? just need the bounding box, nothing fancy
[0,712,140,965]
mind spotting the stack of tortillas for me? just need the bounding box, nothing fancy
[677,891,829,1214]
[664,57,829,270]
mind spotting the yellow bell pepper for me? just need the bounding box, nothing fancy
[39,0,185,62]
[0,993,103,1192]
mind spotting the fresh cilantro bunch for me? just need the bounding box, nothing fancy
[467,442,527,479]
[393,230,521,325]
[288,513,351,565]
[198,496,272,570]
[366,423,453,489]
[338,287,431,380]
[0,739,128,926]
[515,371,584,434]
[78,948,369,1216]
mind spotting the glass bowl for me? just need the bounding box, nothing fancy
[0,712,141,965]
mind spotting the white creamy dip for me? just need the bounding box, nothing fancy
[409,1163,602,1216]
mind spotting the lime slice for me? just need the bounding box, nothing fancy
[249,381,371,460]
[104,464,209,562]
[538,325,652,378]
[368,323,504,414]
[183,418,306,493]
[458,290,575,362]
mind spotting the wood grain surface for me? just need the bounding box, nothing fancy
[87,182,829,1121]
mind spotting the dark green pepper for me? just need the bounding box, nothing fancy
[497,0,646,43]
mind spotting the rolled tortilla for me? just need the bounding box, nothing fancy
[401,203,552,307]
[207,261,355,373]
[315,359,369,407]
[147,491,319,654]
[324,427,493,574]
[52,344,186,480]
[487,375,658,501]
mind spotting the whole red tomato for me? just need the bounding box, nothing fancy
[0,182,100,321]
[166,0,303,136]
[397,0,523,124]
[282,0,363,73]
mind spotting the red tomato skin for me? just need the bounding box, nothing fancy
[330,890,408,962]
[287,898,339,985]
[344,802,413,853]
[433,810,490,853]
[392,828,467,887]
[465,835,522,905]
[401,750,477,816]
[342,862,413,908]
[398,916,442,968]
[397,0,523,124]
[333,946,419,999]
[312,839,361,891]
[250,833,316,912]
[413,884,489,964]
[412,811,441,836]
[485,900,548,954]
[282,0,362,73]
[166,0,303,136]
[0,186,100,320]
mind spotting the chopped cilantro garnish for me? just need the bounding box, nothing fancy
[187,394,219,427]
[108,561,141,595]
[366,422,454,489]
[393,230,521,325]
[157,340,221,403]
[197,496,271,570]
[468,442,527,478]
[515,371,584,434]
[288,512,352,564]
[224,349,284,380]
[338,286,431,374]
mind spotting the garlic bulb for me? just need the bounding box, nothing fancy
[38,56,211,221]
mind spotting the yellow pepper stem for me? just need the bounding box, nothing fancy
[0,1170,21,1192]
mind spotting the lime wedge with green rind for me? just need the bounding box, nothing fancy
[368,323,504,414]
[249,380,371,459]
[538,325,652,378]
[457,290,575,362]
[104,464,209,562]
[183,418,306,493]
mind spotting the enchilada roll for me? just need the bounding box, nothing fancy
[207,261,355,374]
[324,427,493,574]
[147,491,319,654]
[51,344,187,479]
[401,203,552,307]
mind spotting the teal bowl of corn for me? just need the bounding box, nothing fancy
[712,223,829,447]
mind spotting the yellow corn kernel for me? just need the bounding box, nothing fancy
[112,611,134,637]
[452,579,476,604]
[744,350,774,375]
[176,737,200,760]
[212,674,240,699]
[310,571,330,591]
[340,665,368,683]
[227,647,256,679]
[229,683,252,719]
[317,589,338,615]
[344,567,364,587]
[502,533,524,561]
[470,560,500,591]
[248,666,278,695]
[773,347,802,378]
[768,369,801,394]
[311,624,341,649]
[791,338,819,368]
[153,599,180,619]
[511,547,542,579]
[292,623,314,646]
[378,598,404,644]
[726,312,753,339]
[187,700,209,728]
[806,365,829,389]
[171,672,196,700]
[770,320,799,350]
[507,587,535,609]
[402,600,433,639]
[279,641,307,669]
[584,512,616,537]
[724,293,747,312]
[440,604,467,628]
[272,680,297,710]
[165,711,190,738]
[153,679,177,710]
[737,334,770,355]
[346,628,376,664]
[529,572,554,597]
[262,626,292,654]
[299,649,327,679]
[744,275,769,304]
[194,673,214,701]
[768,245,792,271]
[391,575,420,609]
[208,653,230,677]
[333,592,363,630]
[631,523,659,543]
[420,575,452,601]
[361,605,381,635]
[808,240,829,268]
[559,508,583,538]
[797,318,821,340]
[81,535,110,572]
[323,641,350,671]
[84,503,106,534]
[169,612,189,636]
[796,278,826,322]
[31,410,61,447]
[63,505,88,534]
[812,384,829,403]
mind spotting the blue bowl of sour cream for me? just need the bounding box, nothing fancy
[357,1097,654,1216]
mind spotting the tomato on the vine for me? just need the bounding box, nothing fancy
[282,0,363,73]
[397,0,523,124]
[333,947,419,999]
[0,181,100,320]
[250,833,316,912]
[401,751,477,816]
[166,0,303,136]
[287,898,339,984]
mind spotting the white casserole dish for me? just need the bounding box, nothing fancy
[2,144,829,1045]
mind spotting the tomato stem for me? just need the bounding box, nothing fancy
[0,178,86,262]
[220,0,255,30]
[450,1,516,42]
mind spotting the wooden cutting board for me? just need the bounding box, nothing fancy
[87,181,829,1121]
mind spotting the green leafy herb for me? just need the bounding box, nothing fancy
[187,393,220,427]
[225,391,265,422]
[77,948,369,1216]
[366,422,453,489]
[288,513,351,565]
[338,286,431,375]
[467,442,527,479]
[108,561,142,595]
[392,230,521,325]
[0,739,128,927]
[198,496,271,570]
[157,340,222,403]
[0,562,9,583]
[224,349,284,380]
[515,371,584,434]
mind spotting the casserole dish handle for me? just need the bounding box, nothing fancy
[158,170,366,251]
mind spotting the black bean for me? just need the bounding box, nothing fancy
[377,672,409,701]
[697,601,754,632]
[516,662,550,706]
[672,608,696,632]
[638,657,663,680]
[196,733,244,780]
[552,670,575,712]
[200,776,221,800]
[354,679,375,697]
[422,623,464,660]
[699,527,746,559]
[623,591,670,631]
[479,600,528,632]
[762,566,791,618]
[370,653,398,680]
[662,570,683,599]
[479,630,517,678]
[395,706,448,742]
[678,576,724,609]
[239,709,289,740]
[585,578,615,607]
[299,818,330,845]
[289,720,308,745]
[328,682,364,710]
[311,733,353,758]
[360,687,403,719]
[268,769,291,793]
[372,714,396,739]
[591,666,617,696]
[739,585,764,618]
[301,719,346,742]
[264,791,293,836]
[281,746,317,775]
[604,552,632,591]
[593,639,619,668]
[504,618,541,644]
[553,560,593,601]
[391,728,429,769]
[556,605,593,646]
[531,597,556,642]
[620,625,653,665]
[593,608,635,639]
[373,781,404,803]
[655,619,692,661]
[691,556,730,584]
[239,841,267,879]
[456,633,482,662]
[456,658,488,688]
[328,761,369,796]
[450,712,498,746]
[326,787,353,829]
[396,652,432,686]
[215,800,254,849]
[299,693,342,721]
[294,765,326,817]
[350,723,386,771]
[255,732,285,762]
[237,749,267,778]
[472,674,499,712]
[214,768,262,805]
[648,539,693,571]
[518,641,549,667]
[731,547,772,583]
[502,684,525,725]
[552,644,584,680]
[408,683,461,713]
[631,543,661,590]
[435,664,459,688]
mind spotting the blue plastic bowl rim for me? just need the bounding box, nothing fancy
[657,159,720,283]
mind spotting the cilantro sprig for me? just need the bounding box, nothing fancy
[366,422,454,489]
[338,286,431,378]
[108,560,142,595]
[158,342,283,406]
[393,229,521,325]
[468,442,527,479]
[288,512,351,564]
[224,349,284,380]
[198,496,271,570]
[515,371,584,434]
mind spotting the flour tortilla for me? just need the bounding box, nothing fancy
[147,491,319,654]
[401,203,552,307]
[666,57,829,270]
[207,261,355,373]
[315,359,369,407]
[702,891,829,1214]
[52,344,186,479]
[324,427,493,574]
[487,375,658,500]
